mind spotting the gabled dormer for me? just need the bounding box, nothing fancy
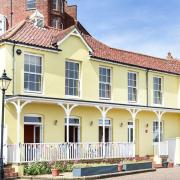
[0,14,6,36]
[30,10,44,28]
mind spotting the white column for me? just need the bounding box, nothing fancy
[16,104,21,163]
[102,111,106,157]
[132,115,136,157]
[11,100,31,163]
[129,109,139,158]
[66,111,70,143]
[158,114,161,157]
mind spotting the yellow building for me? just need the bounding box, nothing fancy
[0,9,180,172]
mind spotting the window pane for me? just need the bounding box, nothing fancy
[153,77,162,104]
[65,61,80,96]
[24,116,41,123]
[27,0,36,9]
[24,54,42,92]
[128,72,137,102]
[99,67,111,98]
[153,121,163,142]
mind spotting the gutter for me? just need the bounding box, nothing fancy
[146,69,149,106]
[0,39,62,52]
[12,41,16,95]
[91,55,180,76]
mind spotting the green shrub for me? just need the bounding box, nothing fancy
[24,161,74,176]
[24,162,51,175]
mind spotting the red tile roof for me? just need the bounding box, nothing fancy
[0,21,74,50]
[83,35,180,74]
[1,20,180,75]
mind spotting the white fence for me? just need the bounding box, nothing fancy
[153,141,168,156]
[6,142,134,163]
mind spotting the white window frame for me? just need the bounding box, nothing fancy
[65,116,81,142]
[128,72,138,103]
[99,66,112,100]
[153,76,163,105]
[52,0,60,11]
[51,17,59,28]
[60,0,64,13]
[26,0,36,10]
[65,60,80,98]
[24,53,44,94]
[0,14,6,36]
[153,121,163,143]
[24,114,43,143]
[98,118,112,142]
[128,121,134,143]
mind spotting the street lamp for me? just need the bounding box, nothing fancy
[0,70,11,179]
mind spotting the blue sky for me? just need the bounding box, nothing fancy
[68,0,180,59]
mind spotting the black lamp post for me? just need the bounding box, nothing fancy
[0,70,11,179]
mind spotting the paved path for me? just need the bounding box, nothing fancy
[107,167,180,180]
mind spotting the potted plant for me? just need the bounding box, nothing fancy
[51,162,60,176]
[168,160,174,168]
[118,161,123,172]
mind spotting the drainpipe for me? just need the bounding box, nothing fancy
[12,41,16,95]
[10,0,13,27]
[146,69,149,106]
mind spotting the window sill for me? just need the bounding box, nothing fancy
[26,8,36,11]
[24,90,43,95]
[64,95,81,100]
[128,101,138,104]
[152,104,163,107]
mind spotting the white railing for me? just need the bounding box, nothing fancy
[6,142,135,163]
[153,141,168,156]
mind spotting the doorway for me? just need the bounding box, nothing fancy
[99,119,112,142]
[128,122,133,143]
[24,115,43,143]
[65,117,80,143]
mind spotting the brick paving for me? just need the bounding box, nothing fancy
[108,167,180,180]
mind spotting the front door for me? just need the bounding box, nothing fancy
[65,126,79,143]
[99,127,111,142]
[24,125,41,143]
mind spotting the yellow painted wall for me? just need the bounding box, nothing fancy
[4,101,180,157]
[0,32,180,158]
[0,35,179,108]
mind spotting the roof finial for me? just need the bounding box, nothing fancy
[167,51,173,60]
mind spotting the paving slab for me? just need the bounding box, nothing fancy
[108,167,180,180]
[19,168,155,180]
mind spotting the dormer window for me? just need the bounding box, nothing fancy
[0,14,6,36]
[30,10,44,28]
[27,0,36,10]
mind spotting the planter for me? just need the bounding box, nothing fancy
[73,165,118,177]
[118,164,123,172]
[168,162,174,168]
[123,162,152,171]
[51,169,59,176]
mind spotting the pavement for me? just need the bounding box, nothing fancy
[18,167,180,180]
[107,167,180,180]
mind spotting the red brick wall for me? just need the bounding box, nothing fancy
[0,0,77,30]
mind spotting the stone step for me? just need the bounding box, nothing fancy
[4,168,15,173]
